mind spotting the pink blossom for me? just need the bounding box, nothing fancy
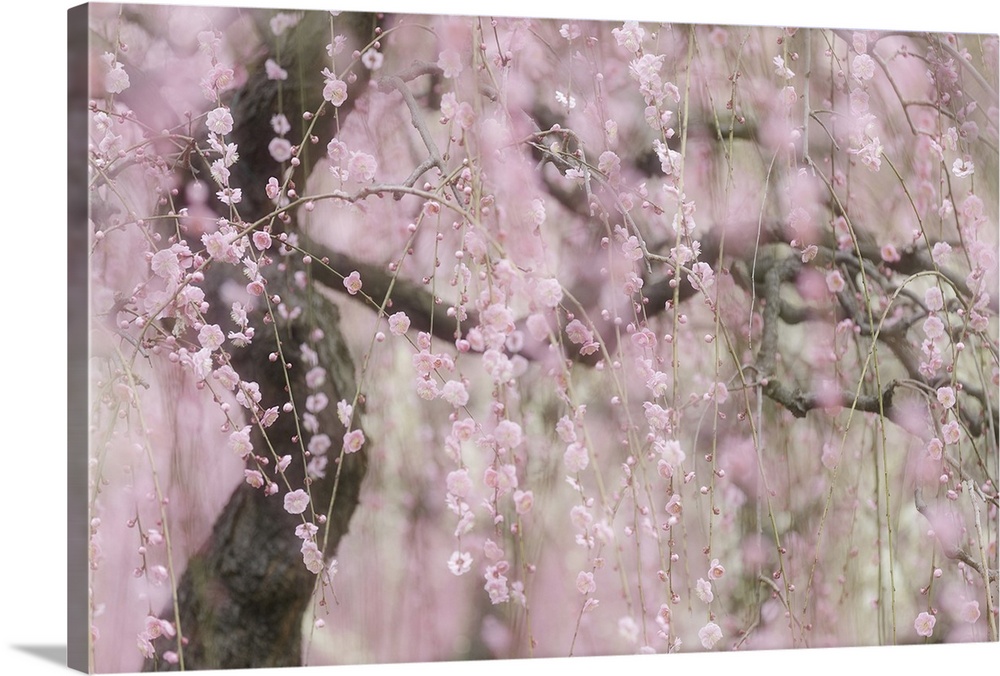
[264,58,288,80]
[347,152,378,182]
[447,551,472,575]
[923,315,945,340]
[252,231,272,251]
[308,434,331,456]
[708,558,725,579]
[576,571,596,594]
[926,437,943,460]
[265,177,281,200]
[513,490,533,515]
[300,540,324,574]
[612,21,645,52]
[268,137,292,162]
[959,600,980,623]
[559,23,581,41]
[388,312,410,335]
[244,470,264,488]
[494,420,523,449]
[344,270,362,295]
[150,249,180,279]
[695,578,714,603]
[880,243,900,263]
[446,468,473,498]
[105,62,130,94]
[924,287,944,311]
[942,420,962,445]
[826,270,846,294]
[565,319,593,345]
[437,49,462,78]
[206,107,234,135]
[306,392,329,413]
[216,187,242,206]
[852,53,876,81]
[564,442,589,473]
[361,48,383,70]
[914,611,936,637]
[936,386,956,409]
[441,380,470,407]
[323,78,348,106]
[534,278,563,308]
[284,489,310,514]
[228,427,252,458]
[343,429,366,454]
[698,621,723,649]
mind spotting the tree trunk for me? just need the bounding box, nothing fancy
[145,11,376,669]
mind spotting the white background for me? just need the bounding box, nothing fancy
[2,0,997,674]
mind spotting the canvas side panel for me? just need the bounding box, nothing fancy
[67,3,91,673]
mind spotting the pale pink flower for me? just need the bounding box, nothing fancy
[206,107,234,135]
[826,270,846,294]
[388,312,410,335]
[708,558,725,580]
[269,12,300,36]
[923,315,945,340]
[513,490,534,515]
[216,187,242,205]
[454,102,476,129]
[564,442,589,472]
[228,427,252,458]
[959,600,980,623]
[308,434,331,456]
[268,137,292,162]
[494,420,523,449]
[926,437,943,460]
[880,243,900,263]
[344,270,362,295]
[343,428,365,454]
[924,287,944,311]
[347,152,378,182]
[698,621,723,649]
[300,540,324,574]
[576,571,596,594]
[695,578,714,603]
[535,278,563,308]
[565,319,593,345]
[849,88,869,115]
[559,23,581,41]
[264,58,288,80]
[244,470,264,488]
[306,392,329,413]
[852,53,876,81]
[323,78,348,106]
[931,242,951,265]
[265,177,281,200]
[252,230,272,251]
[446,468,473,498]
[284,489,310,514]
[936,386,956,409]
[952,158,975,178]
[437,49,462,78]
[447,551,473,575]
[441,380,470,407]
[105,62,130,94]
[773,55,794,79]
[150,249,180,279]
[612,21,645,52]
[361,48,383,70]
[914,611,936,637]
[942,420,962,445]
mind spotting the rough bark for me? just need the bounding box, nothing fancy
[144,11,376,670]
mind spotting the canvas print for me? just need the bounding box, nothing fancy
[75,2,998,672]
